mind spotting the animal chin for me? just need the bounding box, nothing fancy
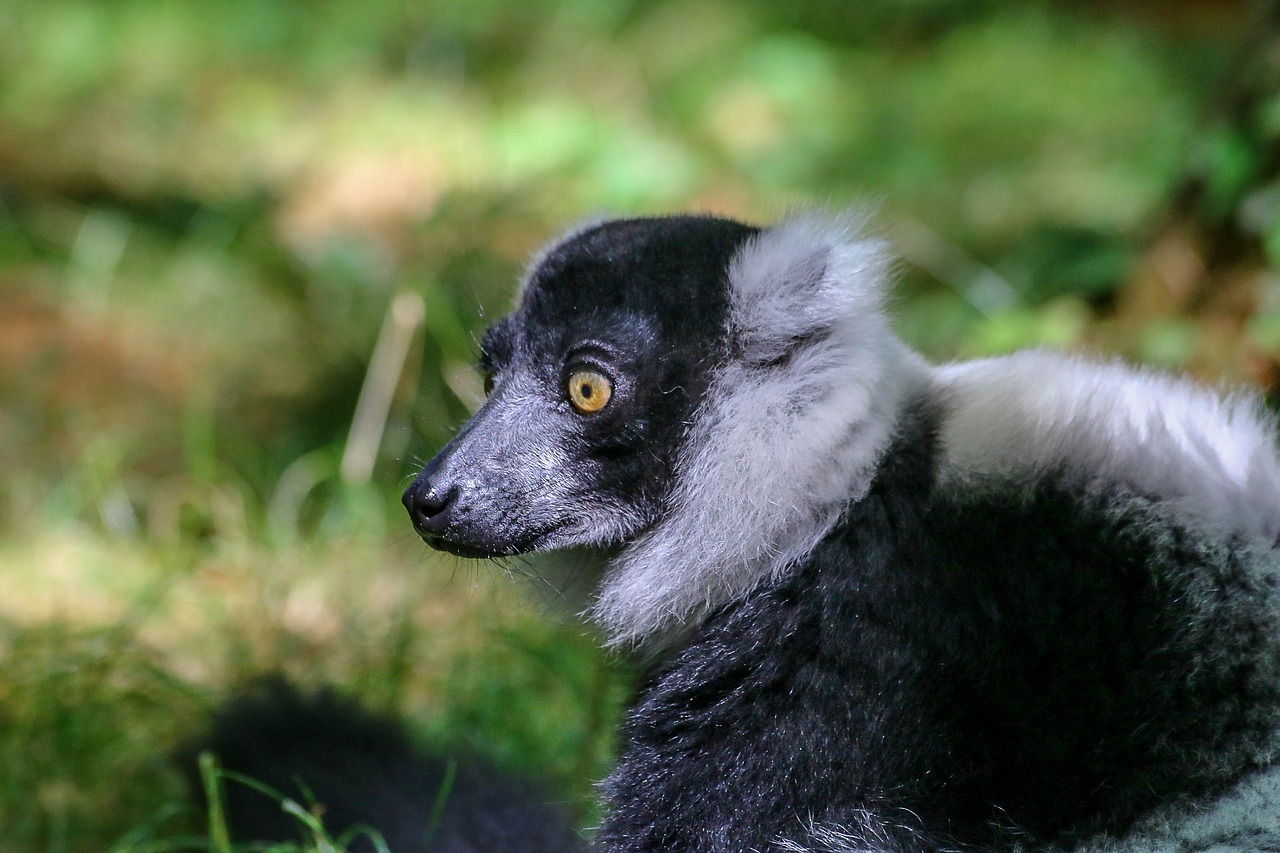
[421,519,572,559]
[421,535,506,559]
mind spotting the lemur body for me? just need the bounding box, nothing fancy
[400,211,1280,852]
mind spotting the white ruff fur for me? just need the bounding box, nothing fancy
[935,352,1280,544]
[585,210,1280,650]
[591,212,929,648]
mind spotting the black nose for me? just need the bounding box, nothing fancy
[403,479,455,534]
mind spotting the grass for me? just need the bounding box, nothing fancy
[0,189,627,848]
[198,752,397,853]
[0,490,627,851]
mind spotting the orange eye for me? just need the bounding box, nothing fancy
[567,370,612,414]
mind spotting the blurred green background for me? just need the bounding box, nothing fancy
[1,0,1278,849]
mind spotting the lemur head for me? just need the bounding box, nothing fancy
[405,211,920,646]
[403,216,758,558]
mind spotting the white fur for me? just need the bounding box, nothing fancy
[591,211,930,648]
[935,352,1280,544]
[579,210,1280,648]
[771,810,936,853]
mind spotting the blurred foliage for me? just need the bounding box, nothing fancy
[0,0,1278,849]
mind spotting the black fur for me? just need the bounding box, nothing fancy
[187,679,583,852]
[597,400,1280,850]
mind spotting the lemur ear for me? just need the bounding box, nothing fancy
[727,210,891,366]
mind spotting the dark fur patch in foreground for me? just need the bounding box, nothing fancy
[183,677,583,853]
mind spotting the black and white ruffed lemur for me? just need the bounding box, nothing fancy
[402,210,1280,852]
[206,211,1280,852]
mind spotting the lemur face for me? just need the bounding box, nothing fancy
[403,216,758,558]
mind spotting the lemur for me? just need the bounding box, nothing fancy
[402,211,1280,851]
[204,211,1280,852]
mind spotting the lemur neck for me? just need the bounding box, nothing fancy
[591,336,931,651]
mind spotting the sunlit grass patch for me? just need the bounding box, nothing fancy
[0,507,625,851]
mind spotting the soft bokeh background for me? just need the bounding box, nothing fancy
[1,0,1278,849]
